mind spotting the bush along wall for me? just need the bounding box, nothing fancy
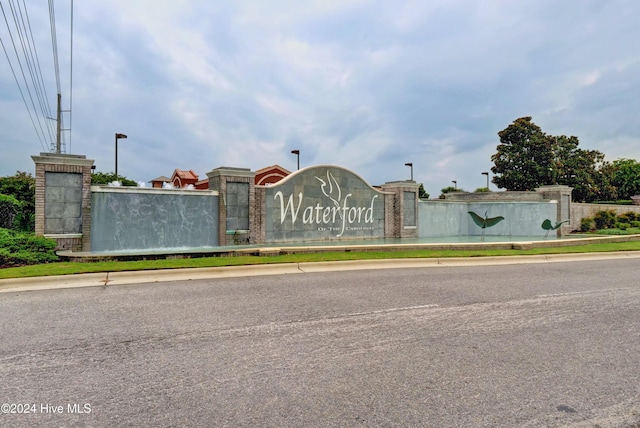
[0,228,58,267]
[580,210,640,234]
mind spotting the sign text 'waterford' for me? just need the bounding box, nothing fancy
[274,171,378,237]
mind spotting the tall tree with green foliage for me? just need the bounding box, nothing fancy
[491,117,555,191]
[611,159,640,200]
[551,135,614,202]
[0,172,36,231]
[0,171,35,212]
[490,117,617,202]
[0,194,20,229]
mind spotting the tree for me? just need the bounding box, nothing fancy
[611,159,640,200]
[418,184,430,199]
[0,172,36,231]
[91,171,138,186]
[491,117,555,191]
[439,186,465,199]
[552,136,613,202]
[593,162,618,202]
[490,117,616,202]
[0,171,35,212]
[0,194,20,229]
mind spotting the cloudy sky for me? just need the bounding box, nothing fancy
[1,0,639,196]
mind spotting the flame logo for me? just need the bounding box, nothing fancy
[316,171,343,219]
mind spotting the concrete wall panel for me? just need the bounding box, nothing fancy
[90,187,219,252]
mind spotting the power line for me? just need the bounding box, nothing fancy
[10,0,56,146]
[0,35,47,151]
[68,0,73,153]
[0,1,52,151]
[1,0,73,154]
[19,0,57,144]
[48,0,61,94]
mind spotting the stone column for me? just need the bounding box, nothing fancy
[380,181,420,239]
[207,167,256,246]
[31,153,95,251]
[535,185,573,236]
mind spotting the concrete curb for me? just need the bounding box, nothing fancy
[2,251,640,294]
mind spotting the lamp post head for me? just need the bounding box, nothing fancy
[481,172,490,191]
[116,133,128,139]
[291,149,300,170]
[404,162,414,181]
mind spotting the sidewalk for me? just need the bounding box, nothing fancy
[2,251,640,294]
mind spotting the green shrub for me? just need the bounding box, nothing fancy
[12,210,35,232]
[580,217,594,232]
[616,222,631,230]
[632,221,640,228]
[0,228,58,267]
[594,210,617,229]
[617,211,639,224]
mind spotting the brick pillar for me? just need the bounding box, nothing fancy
[31,153,95,251]
[207,167,256,246]
[381,180,420,239]
[253,185,266,245]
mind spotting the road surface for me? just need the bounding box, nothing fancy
[1,258,639,426]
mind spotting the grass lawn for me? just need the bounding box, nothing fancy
[595,227,640,235]
[2,240,640,280]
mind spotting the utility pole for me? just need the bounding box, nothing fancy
[56,93,62,154]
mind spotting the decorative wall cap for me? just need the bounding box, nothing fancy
[91,186,218,196]
[206,167,255,179]
[534,185,574,192]
[381,180,421,190]
[31,153,95,167]
[272,164,393,195]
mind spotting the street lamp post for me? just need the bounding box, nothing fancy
[291,150,300,170]
[452,180,457,190]
[481,172,489,190]
[115,133,127,183]
[405,162,413,181]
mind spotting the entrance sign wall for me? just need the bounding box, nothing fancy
[32,152,572,252]
[264,166,388,243]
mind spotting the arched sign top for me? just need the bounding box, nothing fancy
[270,164,388,195]
[264,165,387,242]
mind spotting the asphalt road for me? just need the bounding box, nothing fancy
[1,258,639,427]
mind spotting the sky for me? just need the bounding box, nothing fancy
[1,0,639,197]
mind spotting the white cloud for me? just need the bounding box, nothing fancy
[2,0,640,195]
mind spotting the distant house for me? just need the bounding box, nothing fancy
[150,175,171,188]
[150,165,290,190]
[255,165,291,186]
[194,178,209,190]
[170,169,203,189]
